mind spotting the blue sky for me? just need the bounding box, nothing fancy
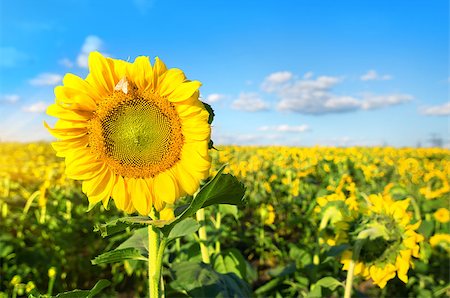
[0,0,448,147]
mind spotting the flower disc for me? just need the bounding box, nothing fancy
[46,52,212,216]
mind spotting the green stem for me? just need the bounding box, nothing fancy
[148,224,161,298]
[409,196,422,221]
[47,275,55,297]
[215,211,222,254]
[344,241,362,298]
[196,209,210,264]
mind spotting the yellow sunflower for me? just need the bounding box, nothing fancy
[337,194,424,288]
[45,52,211,217]
[433,207,450,223]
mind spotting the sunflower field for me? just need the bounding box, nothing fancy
[1,143,449,297]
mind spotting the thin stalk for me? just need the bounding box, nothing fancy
[409,196,422,221]
[196,209,210,264]
[214,211,222,254]
[148,224,161,298]
[155,237,167,298]
[344,241,362,298]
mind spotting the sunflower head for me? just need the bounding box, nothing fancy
[46,52,212,216]
[433,208,450,223]
[336,193,424,288]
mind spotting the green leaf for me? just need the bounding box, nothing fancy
[218,204,239,220]
[94,218,132,237]
[161,165,245,236]
[200,173,246,209]
[305,284,322,298]
[167,218,200,242]
[201,101,215,124]
[267,263,296,278]
[55,279,111,298]
[119,216,173,228]
[208,139,217,150]
[170,261,251,298]
[212,249,249,281]
[313,277,343,291]
[418,220,434,238]
[91,248,146,265]
[116,227,148,256]
[254,277,284,295]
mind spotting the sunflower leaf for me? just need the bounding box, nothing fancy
[170,261,251,298]
[116,227,149,256]
[94,219,133,237]
[208,139,217,150]
[167,218,200,242]
[161,165,245,236]
[202,101,215,124]
[54,279,111,298]
[91,248,147,265]
[200,173,246,209]
[118,216,173,228]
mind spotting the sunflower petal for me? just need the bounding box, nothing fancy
[154,171,178,204]
[88,52,115,96]
[82,168,114,208]
[131,56,153,90]
[159,68,186,97]
[167,81,202,103]
[152,57,167,89]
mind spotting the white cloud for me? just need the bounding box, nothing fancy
[360,70,392,81]
[0,47,28,68]
[29,73,62,86]
[205,93,226,103]
[22,101,48,113]
[259,124,310,133]
[77,35,103,68]
[59,58,74,68]
[261,71,293,92]
[232,92,269,112]
[0,94,20,104]
[420,102,450,116]
[361,94,413,110]
[262,71,411,114]
[303,71,314,79]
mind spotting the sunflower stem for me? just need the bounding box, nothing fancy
[148,224,164,298]
[196,208,210,264]
[214,210,222,254]
[344,241,363,298]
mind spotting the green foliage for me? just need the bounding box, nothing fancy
[1,143,449,297]
[169,261,251,298]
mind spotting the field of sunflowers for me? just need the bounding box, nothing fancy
[1,142,449,297]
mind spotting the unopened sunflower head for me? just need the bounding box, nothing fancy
[45,52,212,216]
[336,193,424,288]
[258,204,275,225]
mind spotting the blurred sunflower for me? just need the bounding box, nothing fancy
[337,194,424,288]
[258,204,275,225]
[433,208,450,223]
[45,52,211,216]
[429,233,450,252]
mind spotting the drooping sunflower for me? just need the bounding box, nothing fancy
[336,194,424,288]
[45,52,211,217]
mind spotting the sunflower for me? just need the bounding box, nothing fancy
[337,194,424,288]
[434,208,450,223]
[45,52,211,217]
[429,233,450,252]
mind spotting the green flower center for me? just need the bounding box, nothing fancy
[102,98,172,166]
[89,85,184,178]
